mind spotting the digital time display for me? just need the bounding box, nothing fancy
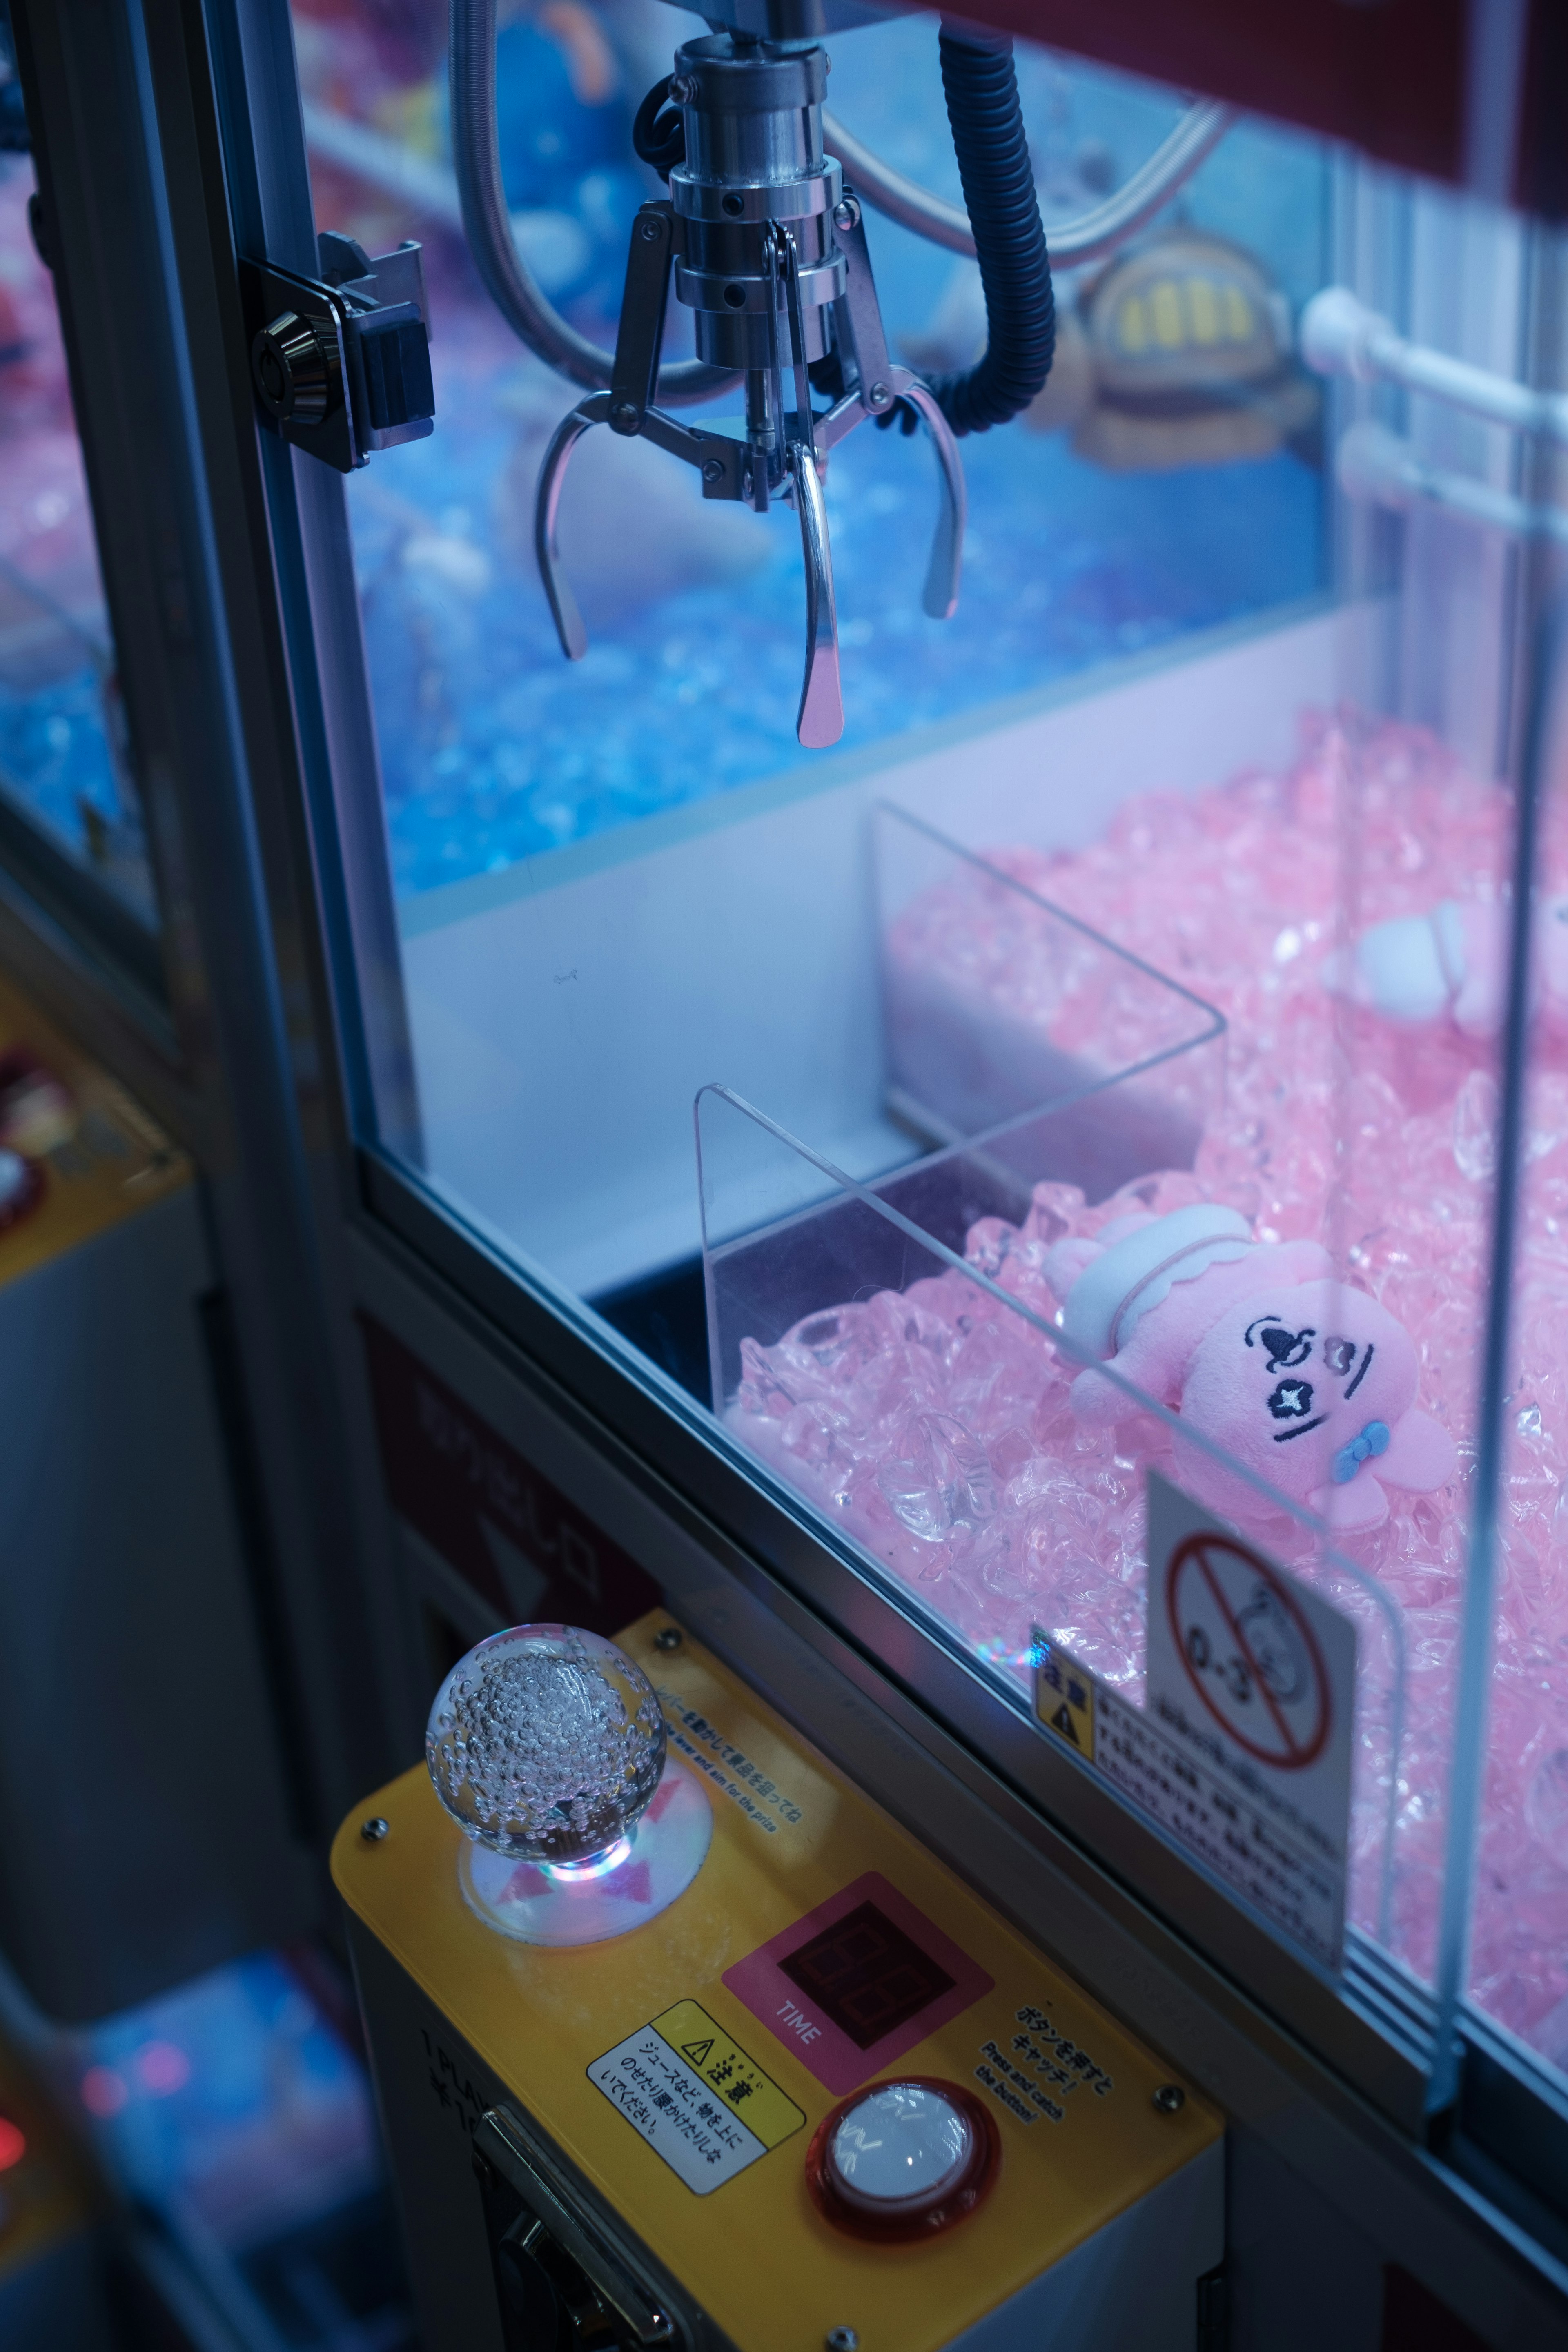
[778,1900,957,2050]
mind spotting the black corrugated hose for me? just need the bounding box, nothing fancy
[924,21,1054,436]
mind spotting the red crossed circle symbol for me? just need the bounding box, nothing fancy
[1165,1532,1330,1769]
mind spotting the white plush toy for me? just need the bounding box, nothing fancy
[1330,894,1568,1038]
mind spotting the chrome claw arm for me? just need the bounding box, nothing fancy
[815,362,965,622]
[789,441,843,749]
[535,391,610,659]
[538,387,748,660]
[891,369,965,621]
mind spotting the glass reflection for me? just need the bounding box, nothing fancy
[0,149,154,924]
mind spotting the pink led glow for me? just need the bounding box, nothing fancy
[731,714,1568,2069]
[134,2040,191,2097]
[545,1835,633,1881]
[79,2066,127,2118]
[0,2116,24,2172]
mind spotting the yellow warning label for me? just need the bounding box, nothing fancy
[649,2001,804,2152]
[1033,1630,1096,1763]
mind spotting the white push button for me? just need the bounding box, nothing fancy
[826,2082,975,2214]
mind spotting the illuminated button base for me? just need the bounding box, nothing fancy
[460,1761,712,1946]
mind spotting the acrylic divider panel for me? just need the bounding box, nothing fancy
[697,1085,1415,1982]
[873,802,1227,1183]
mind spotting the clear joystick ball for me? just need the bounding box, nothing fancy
[427,1622,665,1868]
[425,1624,711,1946]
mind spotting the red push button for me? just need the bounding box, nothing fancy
[804,2078,999,2242]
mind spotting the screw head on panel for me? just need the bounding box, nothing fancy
[833,196,859,232]
[639,216,663,243]
[826,2332,859,2352]
[610,401,640,432]
[1153,2084,1186,2114]
[360,1816,390,1843]
[866,380,891,410]
[654,1626,684,1652]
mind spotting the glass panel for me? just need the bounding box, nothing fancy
[286,0,1566,2081]
[1475,604,1568,2091]
[0,135,156,927]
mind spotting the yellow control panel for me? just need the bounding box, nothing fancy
[334,1612,1221,2352]
[0,971,187,1293]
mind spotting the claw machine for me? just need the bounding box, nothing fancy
[16,0,1568,2341]
[0,3,426,2341]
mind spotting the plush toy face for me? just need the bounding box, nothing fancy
[1175,1277,1454,1529]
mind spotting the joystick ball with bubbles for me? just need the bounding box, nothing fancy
[424,1623,712,1945]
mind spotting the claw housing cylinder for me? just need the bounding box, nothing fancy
[668,36,846,372]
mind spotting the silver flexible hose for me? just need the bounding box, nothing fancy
[821,98,1234,265]
[448,0,737,405]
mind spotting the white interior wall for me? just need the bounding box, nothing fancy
[399,603,1368,1296]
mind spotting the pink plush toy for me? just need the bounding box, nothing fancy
[1044,1204,1456,1530]
[1328,893,1568,1038]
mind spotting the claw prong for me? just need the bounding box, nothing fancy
[535,400,606,660]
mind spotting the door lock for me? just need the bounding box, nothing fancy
[241,230,434,474]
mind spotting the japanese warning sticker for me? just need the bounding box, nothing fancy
[587,2000,804,2195]
[1035,1472,1356,1971]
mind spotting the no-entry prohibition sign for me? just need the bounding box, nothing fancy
[1165,1530,1331,1770]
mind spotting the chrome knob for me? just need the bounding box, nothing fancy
[251,309,332,427]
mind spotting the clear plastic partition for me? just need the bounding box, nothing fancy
[283,0,1568,2099]
[875,803,1225,1165]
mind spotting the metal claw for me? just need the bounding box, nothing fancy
[892,371,965,620]
[535,391,610,659]
[790,441,843,749]
[535,389,751,659]
[815,363,964,622]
